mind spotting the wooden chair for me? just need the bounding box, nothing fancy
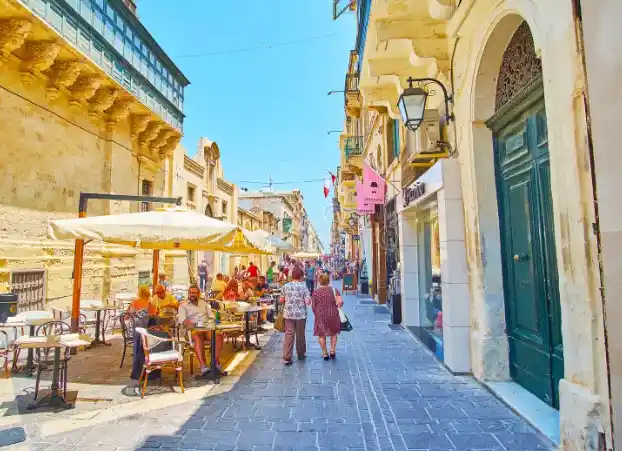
[135,327,184,398]
[0,330,11,374]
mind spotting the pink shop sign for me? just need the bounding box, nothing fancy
[362,163,385,204]
[356,182,375,214]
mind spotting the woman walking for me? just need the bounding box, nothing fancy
[312,273,343,360]
[280,266,311,365]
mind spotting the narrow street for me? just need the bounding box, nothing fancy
[11,288,554,451]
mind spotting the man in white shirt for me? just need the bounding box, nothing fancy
[178,285,225,377]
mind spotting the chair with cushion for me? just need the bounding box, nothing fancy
[135,327,184,398]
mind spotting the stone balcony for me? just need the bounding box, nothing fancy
[0,0,182,164]
[358,0,456,118]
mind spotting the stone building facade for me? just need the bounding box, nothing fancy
[334,0,613,449]
[0,0,187,309]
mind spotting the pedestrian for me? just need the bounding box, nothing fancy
[305,261,316,295]
[312,273,343,360]
[266,261,276,284]
[198,260,208,292]
[280,266,311,365]
[158,273,170,292]
[247,261,259,282]
[128,285,157,380]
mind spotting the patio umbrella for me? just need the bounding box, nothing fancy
[48,208,271,331]
[246,230,292,252]
[48,208,270,254]
[291,251,322,259]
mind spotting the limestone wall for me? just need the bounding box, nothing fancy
[0,53,162,310]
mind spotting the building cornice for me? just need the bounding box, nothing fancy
[217,178,234,195]
[184,155,204,178]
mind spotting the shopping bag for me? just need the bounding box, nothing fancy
[339,309,353,332]
[274,312,285,332]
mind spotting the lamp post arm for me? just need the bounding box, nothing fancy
[406,77,454,123]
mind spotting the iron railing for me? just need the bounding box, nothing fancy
[344,136,364,161]
[344,72,360,102]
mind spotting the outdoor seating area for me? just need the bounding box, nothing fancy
[0,287,281,422]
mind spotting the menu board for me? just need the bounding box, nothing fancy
[342,273,355,293]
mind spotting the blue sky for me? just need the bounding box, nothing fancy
[138,1,356,248]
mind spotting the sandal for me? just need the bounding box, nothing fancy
[322,353,330,361]
[284,359,293,366]
[330,352,336,359]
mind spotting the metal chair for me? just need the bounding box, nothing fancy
[135,327,184,398]
[0,330,11,374]
[119,313,136,368]
[33,321,72,400]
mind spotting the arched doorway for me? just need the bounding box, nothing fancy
[483,21,563,409]
[205,205,214,218]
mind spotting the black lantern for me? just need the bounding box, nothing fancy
[397,77,454,132]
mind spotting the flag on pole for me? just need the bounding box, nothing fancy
[329,171,336,185]
[324,178,331,198]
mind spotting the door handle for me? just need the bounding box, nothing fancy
[513,253,529,262]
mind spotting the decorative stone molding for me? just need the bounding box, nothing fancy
[130,114,150,139]
[20,40,60,74]
[69,74,104,104]
[159,134,181,159]
[0,18,32,65]
[105,99,132,127]
[88,87,120,116]
[47,60,84,100]
[150,128,175,152]
[138,121,163,147]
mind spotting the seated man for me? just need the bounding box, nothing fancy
[178,284,226,377]
[238,279,254,301]
[151,283,179,312]
[210,273,227,294]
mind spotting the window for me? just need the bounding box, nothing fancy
[93,9,103,33]
[187,184,196,203]
[387,119,400,166]
[141,179,153,212]
[222,201,228,218]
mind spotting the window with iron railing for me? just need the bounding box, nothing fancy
[345,136,364,161]
[387,119,400,167]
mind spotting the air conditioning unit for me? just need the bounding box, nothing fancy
[407,109,449,167]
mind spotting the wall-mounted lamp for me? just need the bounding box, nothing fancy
[397,77,454,132]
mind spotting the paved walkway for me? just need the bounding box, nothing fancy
[3,288,554,451]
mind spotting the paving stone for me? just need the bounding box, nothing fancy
[402,432,455,449]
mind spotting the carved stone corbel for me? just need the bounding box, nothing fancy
[19,40,61,85]
[138,121,164,147]
[130,114,150,139]
[149,129,175,153]
[159,134,181,159]
[88,87,120,118]
[69,74,104,105]
[105,99,133,131]
[0,18,31,66]
[47,60,84,100]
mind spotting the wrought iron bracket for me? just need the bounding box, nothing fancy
[405,77,455,125]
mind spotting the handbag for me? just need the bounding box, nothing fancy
[274,311,285,332]
[339,308,353,332]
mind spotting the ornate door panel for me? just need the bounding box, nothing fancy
[492,100,563,409]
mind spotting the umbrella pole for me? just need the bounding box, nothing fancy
[71,238,85,332]
[152,249,159,293]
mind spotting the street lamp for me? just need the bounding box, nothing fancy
[397,77,454,132]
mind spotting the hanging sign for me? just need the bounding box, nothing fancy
[403,182,426,208]
[356,181,375,214]
[362,163,385,204]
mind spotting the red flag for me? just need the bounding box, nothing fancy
[329,171,336,185]
[324,178,330,198]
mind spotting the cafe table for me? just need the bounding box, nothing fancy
[16,333,91,409]
[190,322,242,384]
[3,311,54,373]
[80,302,118,346]
[241,306,272,350]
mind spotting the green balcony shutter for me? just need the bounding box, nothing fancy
[392,120,400,158]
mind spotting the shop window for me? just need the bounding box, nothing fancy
[419,213,442,342]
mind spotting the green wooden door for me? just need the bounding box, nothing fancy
[491,98,564,409]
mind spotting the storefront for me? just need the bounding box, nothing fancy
[398,159,471,373]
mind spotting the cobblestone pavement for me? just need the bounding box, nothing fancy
[5,289,554,451]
